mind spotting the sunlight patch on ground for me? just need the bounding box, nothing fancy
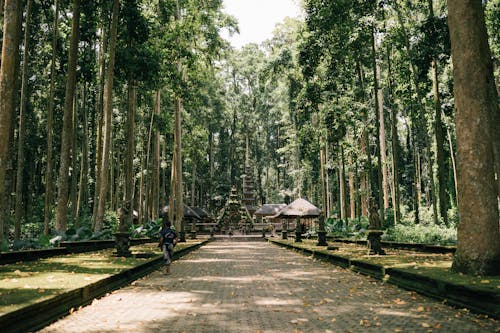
[189,274,274,283]
[377,308,423,318]
[182,258,238,263]
[254,296,302,306]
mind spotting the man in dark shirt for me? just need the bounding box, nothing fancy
[159,218,178,274]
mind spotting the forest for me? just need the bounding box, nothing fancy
[0,0,498,275]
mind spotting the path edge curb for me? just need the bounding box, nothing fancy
[0,239,211,333]
[269,239,499,319]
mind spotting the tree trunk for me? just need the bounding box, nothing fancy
[55,0,80,232]
[372,25,385,226]
[432,62,447,225]
[152,90,160,221]
[44,0,59,235]
[138,151,145,225]
[447,127,458,208]
[339,144,347,221]
[171,94,184,231]
[375,36,389,210]
[428,0,448,226]
[0,0,22,242]
[348,154,356,220]
[425,135,439,225]
[14,0,32,239]
[92,24,108,225]
[387,44,401,225]
[95,0,119,231]
[122,82,135,231]
[191,162,196,207]
[77,84,89,218]
[319,134,327,218]
[170,2,184,233]
[160,141,167,206]
[70,90,79,224]
[448,0,500,275]
[144,101,155,222]
[357,62,369,216]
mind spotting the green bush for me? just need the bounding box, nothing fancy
[327,217,369,239]
[382,223,457,245]
[130,219,162,239]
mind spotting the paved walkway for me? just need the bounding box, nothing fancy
[40,241,499,333]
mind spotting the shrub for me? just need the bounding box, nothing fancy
[382,223,457,245]
[327,217,369,239]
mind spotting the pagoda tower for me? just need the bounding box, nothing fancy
[217,185,252,231]
[242,134,258,217]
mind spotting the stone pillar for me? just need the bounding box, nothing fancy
[367,230,385,255]
[282,230,288,240]
[294,217,302,242]
[316,215,328,246]
[114,232,131,257]
[179,230,186,242]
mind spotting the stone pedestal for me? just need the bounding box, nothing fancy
[294,229,302,243]
[367,230,385,255]
[316,230,328,246]
[179,231,186,243]
[114,232,132,257]
[282,230,288,240]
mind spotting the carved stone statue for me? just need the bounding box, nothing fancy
[367,198,385,255]
[368,198,382,230]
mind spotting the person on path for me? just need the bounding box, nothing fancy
[159,218,178,274]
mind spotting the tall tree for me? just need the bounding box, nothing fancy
[14,0,33,239]
[152,90,160,221]
[448,0,500,275]
[0,0,22,242]
[44,0,59,235]
[55,0,80,232]
[95,0,119,231]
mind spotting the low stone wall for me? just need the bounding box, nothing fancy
[0,238,153,265]
[327,237,456,254]
[269,239,499,319]
[0,240,209,333]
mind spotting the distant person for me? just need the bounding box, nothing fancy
[159,218,178,275]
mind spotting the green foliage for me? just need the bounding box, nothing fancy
[382,223,457,245]
[130,219,162,239]
[326,217,369,239]
[1,239,9,252]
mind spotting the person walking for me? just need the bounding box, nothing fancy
[159,218,178,274]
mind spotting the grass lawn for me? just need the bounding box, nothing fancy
[271,239,500,292]
[0,240,202,315]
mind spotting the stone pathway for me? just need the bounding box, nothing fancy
[39,241,499,333]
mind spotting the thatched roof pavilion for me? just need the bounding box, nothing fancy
[272,198,321,218]
[160,204,201,220]
[255,204,287,217]
[190,206,212,221]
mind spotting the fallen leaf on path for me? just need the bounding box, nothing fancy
[422,322,431,328]
[360,319,371,327]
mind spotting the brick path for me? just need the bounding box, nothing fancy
[40,241,499,333]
